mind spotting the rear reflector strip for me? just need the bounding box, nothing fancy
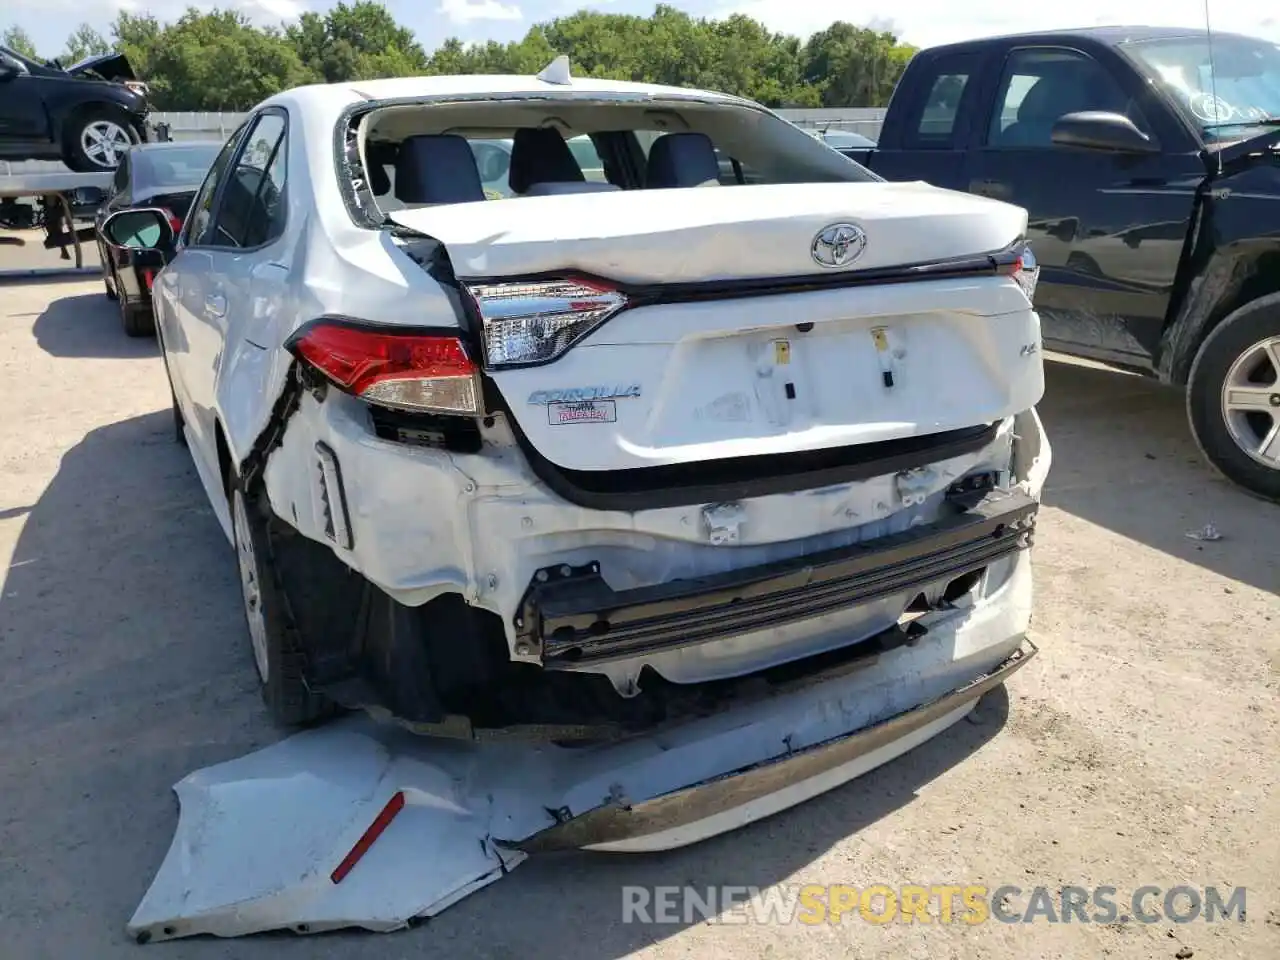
[330,790,406,884]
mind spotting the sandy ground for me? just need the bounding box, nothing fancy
[1,267,1277,960]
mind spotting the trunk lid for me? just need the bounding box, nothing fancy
[390,182,1041,474]
[388,181,1024,283]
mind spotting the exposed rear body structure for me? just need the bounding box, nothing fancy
[123,64,1051,939]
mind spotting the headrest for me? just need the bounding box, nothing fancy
[645,132,721,188]
[522,181,621,196]
[508,127,584,194]
[394,134,485,205]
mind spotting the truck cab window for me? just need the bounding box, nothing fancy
[899,55,979,149]
[988,48,1148,148]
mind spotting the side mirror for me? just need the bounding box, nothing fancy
[101,207,175,251]
[1051,111,1159,154]
[0,62,21,81]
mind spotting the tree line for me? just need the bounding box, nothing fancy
[2,2,917,112]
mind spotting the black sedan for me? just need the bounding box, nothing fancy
[96,140,220,336]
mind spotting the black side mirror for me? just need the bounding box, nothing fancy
[101,207,175,250]
[1051,111,1159,154]
[0,62,20,81]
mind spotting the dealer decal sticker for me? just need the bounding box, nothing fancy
[547,400,617,425]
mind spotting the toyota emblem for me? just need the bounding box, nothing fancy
[811,222,867,268]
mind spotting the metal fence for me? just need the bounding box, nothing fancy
[0,108,886,177]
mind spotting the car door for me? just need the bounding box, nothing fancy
[192,109,291,465]
[0,50,48,141]
[158,124,248,486]
[869,49,990,191]
[963,44,1204,366]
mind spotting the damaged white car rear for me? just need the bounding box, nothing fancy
[121,62,1050,942]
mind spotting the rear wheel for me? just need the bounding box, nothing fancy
[1186,294,1280,502]
[103,260,118,301]
[63,108,139,172]
[230,483,333,726]
[119,296,154,337]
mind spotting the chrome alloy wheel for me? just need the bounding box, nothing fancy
[1220,335,1280,468]
[80,120,132,168]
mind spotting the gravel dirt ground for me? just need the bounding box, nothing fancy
[1,271,1278,960]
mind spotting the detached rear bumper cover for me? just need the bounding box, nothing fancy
[129,589,1036,941]
[520,488,1037,666]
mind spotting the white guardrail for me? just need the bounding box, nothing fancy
[0,108,886,177]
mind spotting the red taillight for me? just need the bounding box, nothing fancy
[286,320,480,415]
[141,268,155,290]
[158,207,184,235]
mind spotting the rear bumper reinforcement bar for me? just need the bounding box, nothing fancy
[516,489,1037,667]
[514,638,1038,852]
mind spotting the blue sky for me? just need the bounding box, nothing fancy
[5,0,1279,61]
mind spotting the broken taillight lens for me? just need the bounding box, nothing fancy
[1011,243,1039,303]
[463,276,629,368]
[286,320,480,416]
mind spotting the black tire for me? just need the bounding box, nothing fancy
[1186,292,1280,503]
[62,106,140,172]
[230,483,334,727]
[120,297,155,337]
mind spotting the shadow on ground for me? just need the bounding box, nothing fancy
[0,411,1008,959]
[4,356,1275,958]
[1038,357,1280,594]
[29,291,157,360]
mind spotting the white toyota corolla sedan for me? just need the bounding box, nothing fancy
[109,57,1049,838]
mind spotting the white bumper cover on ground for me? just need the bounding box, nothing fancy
[128,549,1039,942]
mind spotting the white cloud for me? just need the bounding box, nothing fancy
[438,0,522,24]
[718,0,1280,48]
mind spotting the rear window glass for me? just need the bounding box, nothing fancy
[915,72,970,142]
[137,145,221,189]
[357,100,876,215]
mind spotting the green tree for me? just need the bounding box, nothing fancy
[137,10,312,110]
[63,23,111,64]
[286,2,427,82]
[93,5,919,110]
[3,25,39,60]
[801,22,917,107]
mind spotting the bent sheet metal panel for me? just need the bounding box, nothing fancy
[128,629,1035,942]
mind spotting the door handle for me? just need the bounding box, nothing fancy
[205,293,226,318]
[969,178,1006,199]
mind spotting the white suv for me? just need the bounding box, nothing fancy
[112,66,1050,743]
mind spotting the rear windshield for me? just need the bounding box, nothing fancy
[136,145,222,189]
[354,97,879,216]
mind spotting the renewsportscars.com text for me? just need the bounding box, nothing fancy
[621,884,1248,925]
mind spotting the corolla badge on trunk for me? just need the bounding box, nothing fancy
[527,384,641,404]
[811,222,867,268]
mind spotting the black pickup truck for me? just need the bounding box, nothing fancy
[843,26,1280,501]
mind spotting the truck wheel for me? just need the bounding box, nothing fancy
[1186,294,1280,502]
[230,483,334,726]
[63,107,139,172]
